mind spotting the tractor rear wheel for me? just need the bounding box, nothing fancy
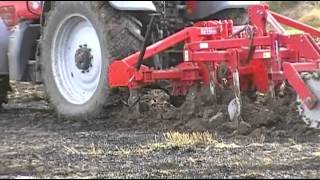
[209,8,249,25]
[0,19,10,110]
[0,75,10,108]
[41,2,143,119]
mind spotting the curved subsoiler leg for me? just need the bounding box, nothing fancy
[228,70,242,122]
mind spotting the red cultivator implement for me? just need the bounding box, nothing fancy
[109,4,320,128]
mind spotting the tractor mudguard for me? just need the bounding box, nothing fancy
[8,21,40,81]
[109,1,156,12]
[0,18,9,75]
[41,2,156,26]
[188,1,261,20]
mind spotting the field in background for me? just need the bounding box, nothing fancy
[267,1,320,34]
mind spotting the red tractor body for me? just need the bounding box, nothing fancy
[0,1,41,28]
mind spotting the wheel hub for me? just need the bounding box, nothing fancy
[75,44,93,73]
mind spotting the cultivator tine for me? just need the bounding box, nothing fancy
[228,98,240,122]
[128,89,141,113]
[228,70,242,122]
[208,64,216,98]
[269,80,276,99]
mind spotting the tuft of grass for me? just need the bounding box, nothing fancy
[104,132,240,156]
[214,143,240,149]
[312,148,320,157]
[164,131,216,147]
[86,143,105,156]
[135,131,216,155]
[137,143,176,154]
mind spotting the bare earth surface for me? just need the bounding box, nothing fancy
[0,82,320,179]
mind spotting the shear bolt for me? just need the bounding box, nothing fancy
[305,97,316,108]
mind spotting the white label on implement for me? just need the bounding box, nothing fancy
[184,50,189,61]
[263,52,271,59]
[200,28,216,35]
[200,43,209,49]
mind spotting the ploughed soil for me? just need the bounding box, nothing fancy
[0,82,320,179]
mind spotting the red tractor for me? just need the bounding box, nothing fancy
[0,1,41,104]
[1,1,320,129]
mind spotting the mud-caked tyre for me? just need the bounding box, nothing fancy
[41,1,143,119]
